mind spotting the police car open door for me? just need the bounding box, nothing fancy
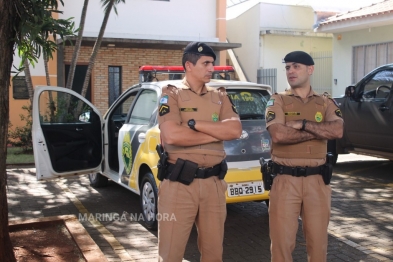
[32,86,103,180]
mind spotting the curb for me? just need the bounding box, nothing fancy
[6,163,35,168]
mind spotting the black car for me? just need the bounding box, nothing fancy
[329,63,393,163]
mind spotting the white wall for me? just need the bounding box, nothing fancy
[227,2,332,86]
[60,0,218,42]
[331,24,393,97]
[227,5,260,82]
[14,0,218,77]
[262,34,332,92]
[259,3,314,30]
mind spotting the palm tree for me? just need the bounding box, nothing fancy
[23,59,34,105]
[66,0,90,90]
[80,0,125,99]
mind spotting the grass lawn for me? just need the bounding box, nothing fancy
[6,147,34,165]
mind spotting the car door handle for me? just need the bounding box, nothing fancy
[76,127,83,131]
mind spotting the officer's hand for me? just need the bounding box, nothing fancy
[285,120,302,130]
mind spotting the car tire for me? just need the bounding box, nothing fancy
[88,173,108,188]
[140,172,158,230]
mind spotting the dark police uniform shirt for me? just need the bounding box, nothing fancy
[265,88,343,167]
[158,78,239,168]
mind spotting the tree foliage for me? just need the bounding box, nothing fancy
[8,105,33,152]
[15,0,77,70]
[0,1,77,261]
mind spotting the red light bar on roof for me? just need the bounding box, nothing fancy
[139,65,235,73]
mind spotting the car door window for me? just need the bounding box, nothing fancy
[39,91,95,123]
[38,90,102,172]
[107,90,139,172]
[362,70,393,99]
[128,89,157,125]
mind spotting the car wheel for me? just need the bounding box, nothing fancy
[88,173,108,188]
[140,172,158,230]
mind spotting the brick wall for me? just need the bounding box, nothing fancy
[64,46,183,114]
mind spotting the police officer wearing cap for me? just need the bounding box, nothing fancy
[265,51,344,261]
[157,42,242,261]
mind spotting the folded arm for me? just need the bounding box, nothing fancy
[193,117,242,141]
[286,119,343,140]
[160,120,219,146]
[267,123,316,144]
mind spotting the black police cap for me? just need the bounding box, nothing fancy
[183,42,216,61]
[283,51,314,65]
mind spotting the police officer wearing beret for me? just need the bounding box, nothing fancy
[157,42,242,261]
[265,51,344,261]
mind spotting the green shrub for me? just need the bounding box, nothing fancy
[8,105,33,152]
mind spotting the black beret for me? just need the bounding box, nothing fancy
[283,51,314,65]
[183,42,216,61]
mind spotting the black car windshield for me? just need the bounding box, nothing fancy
[224,88,271,162]
[227,89,270,120]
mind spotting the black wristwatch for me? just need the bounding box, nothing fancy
[300,119,307,131]
[188,119,197,131]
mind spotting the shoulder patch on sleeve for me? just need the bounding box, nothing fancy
[159,95,168,105]
[266,111,275,123]
[159,104,170,116]
[335,109,342,118]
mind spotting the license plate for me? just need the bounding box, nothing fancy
[227,181,264,197]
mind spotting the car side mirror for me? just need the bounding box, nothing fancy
[345,86,356,100]
[345,86,354,97]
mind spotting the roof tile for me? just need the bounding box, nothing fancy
[320,0,393,24]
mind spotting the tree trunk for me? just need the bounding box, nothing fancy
[80,0,115,99]
[43,51,56,122]
[66,0,89,90]
[0,0,18,261]
[23,59,34,105]
[43,52,51,86]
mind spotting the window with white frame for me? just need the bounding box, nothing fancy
[352,42,393,84]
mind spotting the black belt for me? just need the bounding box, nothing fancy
[167,163,221,179]
[273,163,323,177]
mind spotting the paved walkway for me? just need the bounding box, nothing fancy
[6,155,393,261]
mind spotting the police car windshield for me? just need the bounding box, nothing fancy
[227,89,270,120]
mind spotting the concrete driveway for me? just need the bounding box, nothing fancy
[6,154,393,261]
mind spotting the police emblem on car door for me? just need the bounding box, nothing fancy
[117,89,158,185]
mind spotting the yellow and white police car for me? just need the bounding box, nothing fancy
[32,66,272,230]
